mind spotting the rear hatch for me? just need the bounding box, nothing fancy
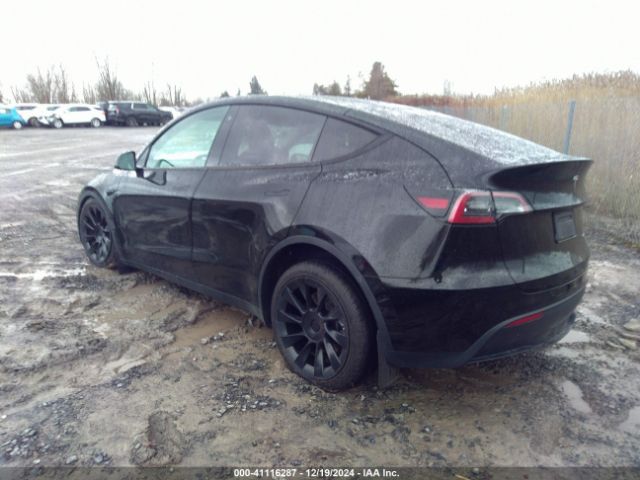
[490,160,591,292]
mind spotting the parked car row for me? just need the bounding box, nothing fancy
[0,101,184,129]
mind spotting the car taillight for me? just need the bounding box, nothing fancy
[448,190,531,224]
[493,191,532,215]
[410,189,531,222]
[448,191,495,224]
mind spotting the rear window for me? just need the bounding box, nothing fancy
[313,118,377,161]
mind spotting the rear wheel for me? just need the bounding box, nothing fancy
[90,118,102,128]
[78,198,118,268]
[126,116,138,127]
[28,117,39,127]
[52,119,63,129]
[12,121,23,130]
[271,261,373,390]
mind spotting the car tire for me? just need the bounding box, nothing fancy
[271,261,374,390]
[126,117,138,127]
[52,119,63,129]
[91,118,102,128]
[28,117,39,127]
[12,121,23,130]
[78,197,119,269]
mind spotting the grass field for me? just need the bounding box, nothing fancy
[392,72,640,241]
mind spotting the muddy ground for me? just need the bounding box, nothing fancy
[0,127,639,469]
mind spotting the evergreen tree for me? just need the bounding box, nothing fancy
[361,62,398,100]
[249,76,266,95]
[327,81,342,96]
[343,76,352,96]
[220,90,230,98]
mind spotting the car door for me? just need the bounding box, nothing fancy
[74,106,91,124]
[191,105,326,305]
[0,108,9,126]
[64,106,82,124]
[131,103,145,123]
[112,106,230,276]
[148,105,163,124]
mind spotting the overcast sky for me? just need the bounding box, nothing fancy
[3,0,638,100]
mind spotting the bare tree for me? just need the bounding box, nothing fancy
[82,83,97,104]
[142,80,157,106]
[11,85,32,103]
[160,84,185,106]
[53,65,72,103]
[95,57,125,101]
[25,68,55,103]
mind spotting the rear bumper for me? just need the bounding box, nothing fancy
[382,279,585,369]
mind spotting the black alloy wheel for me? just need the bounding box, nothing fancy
[272,262,373,390]
[78,199,116,267]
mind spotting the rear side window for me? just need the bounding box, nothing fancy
[133,103,148,110]
[313,118,377,161]
[220,106,325,167]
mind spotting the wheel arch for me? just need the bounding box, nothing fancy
[257,234,393,351]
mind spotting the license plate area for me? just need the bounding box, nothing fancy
[553,210,577,242]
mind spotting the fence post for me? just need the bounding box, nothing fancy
[563,100,576,154]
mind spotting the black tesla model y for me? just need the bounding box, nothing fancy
[77,96,591,389]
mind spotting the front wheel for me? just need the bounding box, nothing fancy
[271,261,374,390]
[12,121,23,130]
[126,117,138,127]
[90,118,102,128]
[78,198,118,268]
[52,119,63,129]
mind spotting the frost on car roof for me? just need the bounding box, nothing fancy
[306,96,576,165]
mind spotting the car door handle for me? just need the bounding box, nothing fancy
[265,188,290,197]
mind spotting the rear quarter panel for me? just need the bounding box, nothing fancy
[294,136,452,280]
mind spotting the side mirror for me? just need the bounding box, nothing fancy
[115,151,136,170]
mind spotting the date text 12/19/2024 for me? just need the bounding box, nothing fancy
[234,468,400,478]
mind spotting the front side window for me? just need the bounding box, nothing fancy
[220,106,325,167]
[133,103,148,110]
[146,106,229,169]
[313,118,378,161]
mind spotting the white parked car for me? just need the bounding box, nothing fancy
[36,105,62,125]
[45,104,106,128]
[13,103,57,127]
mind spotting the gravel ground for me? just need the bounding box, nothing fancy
[0,127,639,469]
